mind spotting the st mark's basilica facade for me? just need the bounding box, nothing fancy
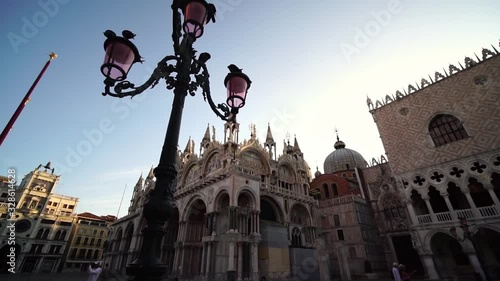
[104,45,500,281]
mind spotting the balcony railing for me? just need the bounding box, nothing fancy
[435,211,453,222]
[415,206,499,225]
[260,183,316,204]
[417,214,432,224]
[456,209,474,220]
[478,206,498,217]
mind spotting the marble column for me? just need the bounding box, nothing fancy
[172,245,180,274]
[201,242,207,274]
[442,193,458,220]
[238,243,243,280]
[212,212,218,235]
[420,254,439,280]
[486,187,500,214]
[256,213,260,233]
[228,241,236,271]
[204,213,209,236]
[405,200,419,225]
[252,242,259,281]
[423,198,437,222]
[205,242,212,273]
[254,212,258,234]
[179,246,186,274]
[466,252,486,281]
[464,192,482,218]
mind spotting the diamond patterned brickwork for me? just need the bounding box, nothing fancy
[372,55,500,176]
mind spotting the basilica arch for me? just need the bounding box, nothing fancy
[237,189,256,209]
[239,147,271,175]
[202,150,222,175]
[181,198,207,275]
[429,232,472,280]
[472,227,500,280]
[260,195,285,224]
[162,207,179,275]
[181,163,201,187]
[289,202,312,226]
[120,223,134,269]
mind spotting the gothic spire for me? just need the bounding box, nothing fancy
[135,173,144,188]
[146,166,154,179]
[184,136,193,154]
[293,135,301,152]
[265,123,274,143]
[202,124,211,143]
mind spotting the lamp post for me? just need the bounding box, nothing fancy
[98,1,251,280]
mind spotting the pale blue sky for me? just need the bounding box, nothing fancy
[1,0,499,217]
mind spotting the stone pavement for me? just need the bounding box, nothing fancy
[0,272,481,281]
[2,272,87,281]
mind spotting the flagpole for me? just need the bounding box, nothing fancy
[0,52,57,146]
[116,184,127,218]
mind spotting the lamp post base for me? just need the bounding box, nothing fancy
[126,264,167,281]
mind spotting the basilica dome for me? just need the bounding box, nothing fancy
[323,138,367,174]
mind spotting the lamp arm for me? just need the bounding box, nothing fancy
[171,0,182,56]
[194,59,232,121]
[102,55,180,98]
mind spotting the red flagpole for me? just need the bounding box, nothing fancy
[0,52,57,146]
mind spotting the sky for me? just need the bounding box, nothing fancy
[1,0,499,217]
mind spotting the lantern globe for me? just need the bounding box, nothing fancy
[182,0,208,38]
[224,72,251,109]
[101,37,141,81]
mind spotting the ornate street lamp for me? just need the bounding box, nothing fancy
[98,1,251,280]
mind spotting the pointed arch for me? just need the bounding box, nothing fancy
[181,194,207,221]
[278,161,297,182]
[260,195,285,224]
[214,188,230,210]
[289,202,312,226]
[181,163,201,186]
[428,113,468,147]
[423,229,455,253]
[202,148,222,175]
[238,147,271,175]
[237,188,257,209]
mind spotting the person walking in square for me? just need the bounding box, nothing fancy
[392,262,402,281]
[399,264,415,281]
[87,262,103,281]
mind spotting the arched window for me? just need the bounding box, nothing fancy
[36,228,44,239]
[429,114,468,146]
[323,184,331,199]
[54,230,61,240]
[291,227,302,247]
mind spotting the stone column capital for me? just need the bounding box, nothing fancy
[403,199,414,205]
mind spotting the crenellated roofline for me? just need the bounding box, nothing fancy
[367,45,499,112]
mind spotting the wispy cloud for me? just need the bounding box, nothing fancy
[98,167,148,181]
